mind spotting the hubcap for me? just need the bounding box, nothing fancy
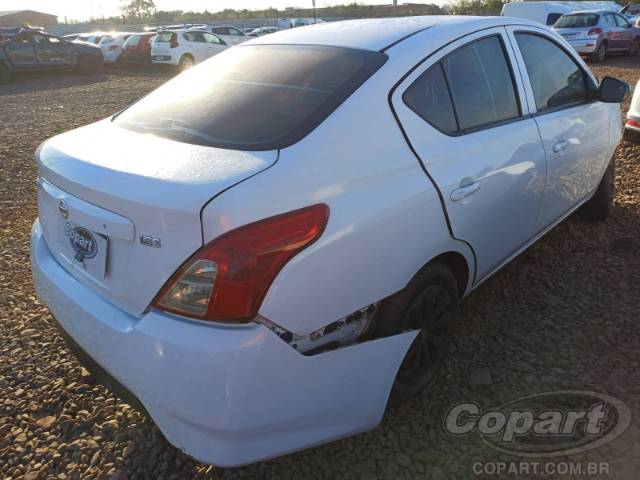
[396,285,455,388]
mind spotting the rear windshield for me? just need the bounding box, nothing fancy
[114,45,387,151]
[154,31,174,42]
[554,14,599,28]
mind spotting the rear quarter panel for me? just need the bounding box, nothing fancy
[201,56,474,335]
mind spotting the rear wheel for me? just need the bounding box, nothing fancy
[375,263,459,403]
[179,54,195,71]
[0,63,11,84]
[580,159,615,222]
[626,38,640,56]
[77,55,101,75]
[590,42,607,63]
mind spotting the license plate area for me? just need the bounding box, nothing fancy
[59,221,108,279]
[562,34,578,40]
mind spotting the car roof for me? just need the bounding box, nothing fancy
[565,9,615,14]
[247,16,537,52]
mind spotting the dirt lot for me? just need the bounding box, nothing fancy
[1,58,640,479]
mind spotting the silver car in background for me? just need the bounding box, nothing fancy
[553,10,640,62]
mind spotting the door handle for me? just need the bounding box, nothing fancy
[552,139,569,153]
[451,182,481,202]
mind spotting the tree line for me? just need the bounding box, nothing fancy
[69,0,518,25]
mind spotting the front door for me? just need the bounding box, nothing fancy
[4,32,38,68]
[507,27,613,230]
[392,28,547,281]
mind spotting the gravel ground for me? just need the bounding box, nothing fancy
[1,58,640,479]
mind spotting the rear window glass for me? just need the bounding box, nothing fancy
[114,45,387,151]
[554,14,599,28]
[154,31,174,42]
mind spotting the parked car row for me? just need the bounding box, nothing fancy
[502,2,640,62]
[0,22,287,81]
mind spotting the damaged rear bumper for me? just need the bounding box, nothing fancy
[31,219,417,467]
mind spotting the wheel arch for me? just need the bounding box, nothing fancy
[427,251,471,298]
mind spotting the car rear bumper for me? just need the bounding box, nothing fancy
[566,40,599,54]
[31,219,415,466]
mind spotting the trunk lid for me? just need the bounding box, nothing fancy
[36,119,277,317]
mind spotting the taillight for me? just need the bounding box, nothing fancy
[154,204,330,322]
[587,28,604,35]
[627,119,640,129]
[170,33,178,48]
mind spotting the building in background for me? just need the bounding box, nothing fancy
[0,10,58,27]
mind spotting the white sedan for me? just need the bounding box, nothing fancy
[150,29,228,69]
[31,16,627,466]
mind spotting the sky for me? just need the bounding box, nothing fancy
[0,0,439,22]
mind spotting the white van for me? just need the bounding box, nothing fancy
[502,1,624,26]
[502,2,573,25]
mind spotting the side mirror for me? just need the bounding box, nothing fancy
[599,76,630,103]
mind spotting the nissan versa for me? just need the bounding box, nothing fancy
[31,16,628,466]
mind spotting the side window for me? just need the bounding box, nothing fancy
[546,13,563,26]
[33,34,46,45]
[202,32,223,45]
[441,35,520,131]
[515,33,590,112]
[615,14,630,28]
[403,35,520,134]
[403,64,458,134]
[228,27,243,36]
[183,32,197,42]
[604,14,615,27]
[48,36,61,44]
[15,33,31,44]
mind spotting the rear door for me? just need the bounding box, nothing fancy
[392,28,547,281]
[3,32,38,68]
[201,32,227,58]
[613,13,634,50]
[182,31,202,62]
[506,27,612,231]
[604,13,625,50]
[33,33,72,67]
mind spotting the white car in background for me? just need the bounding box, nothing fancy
[98,32,134,64]
[32,16,627,466]
[208,25,251,44]
[150,29,228,69]
[249,26,281,37]
[624,80,640,142]
[66,32,108,44]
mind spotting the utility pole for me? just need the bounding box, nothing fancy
[313,0,317,24]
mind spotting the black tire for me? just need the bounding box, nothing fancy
[178,54,195,71]
[625,38,640,56]
[580,159,615,222]
[77,55,101,75]
[590,42,607,63]
[0,63,11,84]
[374,262,459,403]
